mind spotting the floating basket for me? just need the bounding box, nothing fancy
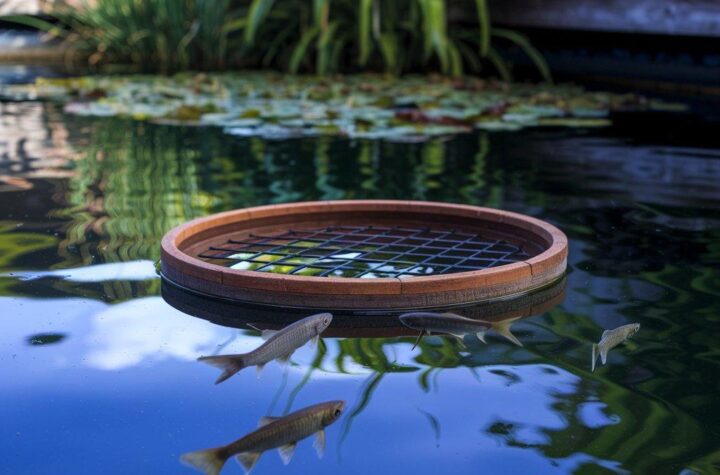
[160,200,567,310]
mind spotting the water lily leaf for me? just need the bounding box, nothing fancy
[538,118,612,128]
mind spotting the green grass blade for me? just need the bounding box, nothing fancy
[487,46,511,81]
[475,0,490,57]
[313,0,330,29]
[447,39,463,77]
[416,0,450,72]
[317,21,340,75]
[456,39,481,73]
[245,0,275,45]
[289,26,320,73]
[378,32,398,74]
[492,27,552,83]
[1,15,67,38]
[358,0,373,65]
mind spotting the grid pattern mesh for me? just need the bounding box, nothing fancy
[198,225,530,278]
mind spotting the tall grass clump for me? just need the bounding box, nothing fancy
[2,0,551,80]
[4,0,243,73]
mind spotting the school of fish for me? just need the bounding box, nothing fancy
[183,305,640,474]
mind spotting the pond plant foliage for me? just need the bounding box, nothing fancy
[4,73,681,141]
[3,0,549,80]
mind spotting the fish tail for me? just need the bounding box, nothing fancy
[198,355,247,384]
[495,321,523,347]
[180,447,227,475]
[591,343,598,372]
[600,346,608,365]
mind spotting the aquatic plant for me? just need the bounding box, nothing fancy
[2,0,549,79]
[240,0,550,80]
[3,0,241,73]
[8,73,673,142]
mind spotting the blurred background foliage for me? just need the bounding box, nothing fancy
[2,0,550,80]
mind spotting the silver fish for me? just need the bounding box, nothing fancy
[399,312,491,349]
[198,312,332,383]
[399,311,523,348]
[592,323,640,372]
[181,400,345,475]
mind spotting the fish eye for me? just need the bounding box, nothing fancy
[334,409,342,417]
[324,318,330,325]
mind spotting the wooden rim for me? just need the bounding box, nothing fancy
[160,200,568,309]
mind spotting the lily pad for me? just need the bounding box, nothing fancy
[10,72,682,141]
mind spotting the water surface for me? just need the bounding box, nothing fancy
[1,95,719,474]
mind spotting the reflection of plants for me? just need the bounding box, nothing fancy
[338,371,385,455]
[0,223,58,295]
[50,120,497,299]
[0,223,58,269]
[55,119,221,299]
[283,339,328,414]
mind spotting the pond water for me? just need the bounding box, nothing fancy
[1,84,719,474]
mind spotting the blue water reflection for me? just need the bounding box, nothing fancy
[1,99,719,474]
[3,293,630,474]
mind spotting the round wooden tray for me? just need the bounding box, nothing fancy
[160,200,567,310]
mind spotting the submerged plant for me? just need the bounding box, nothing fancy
[3,0,550,80]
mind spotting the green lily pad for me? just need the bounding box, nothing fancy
[13,72,681,141]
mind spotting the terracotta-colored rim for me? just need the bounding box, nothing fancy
[160,200,568,309]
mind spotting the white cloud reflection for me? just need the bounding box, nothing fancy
[7,260,158,282]
[84,296,235,370]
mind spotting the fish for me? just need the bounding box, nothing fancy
[591,323,640,372]
[181,400,345,475]
[398,312,492,349]
[198,312,332,384]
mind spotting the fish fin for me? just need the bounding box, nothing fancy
[197,355,245,384]
[235,451,262,474]
[476,331,487,344]
[309,334,320,346]
[246,323,277,340]
[591,343,598,372]
[255,363,265,378]
[313,429,326,459]
[441,312,461,318]
[180,447,227,475]
[600,346,609,365]
[494,321,523,347]
[258,416,280,428]
[261,329,278,340]
[412,329,426,350]
[276,352,293,364]
[277,442,297,465]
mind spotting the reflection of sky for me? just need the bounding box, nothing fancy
[84,297,231,370]
[5,260,158,282]
[1,295,629,474]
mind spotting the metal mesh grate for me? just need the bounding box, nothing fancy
[198,225,530,278]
